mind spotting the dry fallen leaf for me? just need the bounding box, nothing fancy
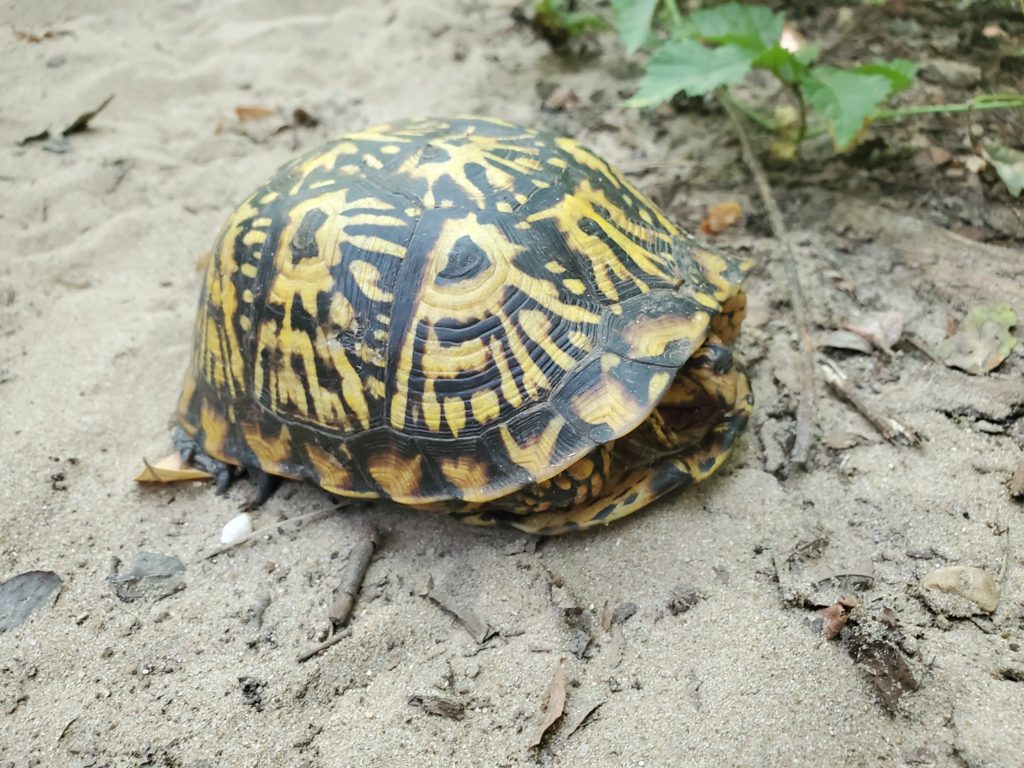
[235,105,276,122]
[818,330,873,355]
[528,662,566,749]
[983,142,1024,198]
[921,566,1000,613]
[700,201,743,235]
[936,303,1018,375]
[818,602,850,640]
[844,626,918,713]
[134,452,213,483]
[844,310,904,353]
[543,86,582,112]
[982,23,1008,39]
[928,146,952,166]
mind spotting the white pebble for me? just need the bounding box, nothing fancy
[220,512,253,545]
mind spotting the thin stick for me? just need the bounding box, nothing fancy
[820,360,923,447]
[328,527,379,627]
[195,506,339,563]
[296,627,349,663]
[297,527,379,663]
[719,88,817,467]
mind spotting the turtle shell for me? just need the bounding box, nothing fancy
[177,116,748,505]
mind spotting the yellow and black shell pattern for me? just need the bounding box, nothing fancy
[177,116,751,531]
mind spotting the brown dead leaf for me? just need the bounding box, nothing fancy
[844,627,918,713]
[543,87,582,112]
[844,310,904,353]
[528,662,566,749]
[235,105,276,122]
[135,453,213,483]
[963,154,987,174]
[818,330,873,354]
[818,602,850,640]
[928,146,952,166]
[700,201,743,235]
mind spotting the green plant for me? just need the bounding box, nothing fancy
[610,0,1024,157]
[615,1,916,150]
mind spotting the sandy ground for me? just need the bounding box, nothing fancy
[2,1,1023,766]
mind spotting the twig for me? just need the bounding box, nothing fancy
[719,88,817,467]
[423,576,497,644]
[296,626,350,663]
[297,526,380,663]
[328,527,379,627]
[195,506,339,563]
[820,360,923,447]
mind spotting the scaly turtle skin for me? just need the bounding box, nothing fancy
[176,116,753,535]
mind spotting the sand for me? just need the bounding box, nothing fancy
[2,1,1022,766]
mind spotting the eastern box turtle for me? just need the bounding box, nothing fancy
[175,116,752,535]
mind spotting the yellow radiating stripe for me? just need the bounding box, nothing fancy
[470,388,500,425]
[422,379,442,432]
[499,311,549,398]
[488,337,523,408]
[518,309,577,370]
[444,397,467,437]
[345,235,407,259]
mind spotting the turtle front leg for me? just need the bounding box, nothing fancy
[172,426,241,495]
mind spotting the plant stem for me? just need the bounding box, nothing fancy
[718,89,776,131]
[662,0,684,28]
[718,87,817,468]
[874,96,1024,120]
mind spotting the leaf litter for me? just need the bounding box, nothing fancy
[936,303,1018,375]
[528,661,566,749]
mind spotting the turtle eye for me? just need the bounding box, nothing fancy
[436,235,492,284]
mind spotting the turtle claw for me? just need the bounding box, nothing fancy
[245,469,281,509]
[172,427,240,492]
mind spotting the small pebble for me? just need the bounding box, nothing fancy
[220,512,253,545]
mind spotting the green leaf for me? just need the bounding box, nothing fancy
[753,45,811,84]
[794,44,820,66]
[802,67,894,151]
[683,2,784,53]
[984,142,1024,197]
[626,39,754,106]
[936,304,1018,375]
[613,0,659,55]
[533,0,608,40]
[855,59,917,93]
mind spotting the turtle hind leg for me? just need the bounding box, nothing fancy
[172,426,242,495]
[245,469,281,510]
